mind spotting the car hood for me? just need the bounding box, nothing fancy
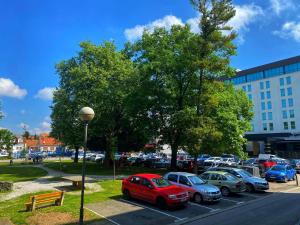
[193,183,220,192]
[158,185,187,195]
[245,176,268,184]
[266,170,285,176]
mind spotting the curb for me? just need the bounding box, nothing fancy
[167,192,276,225]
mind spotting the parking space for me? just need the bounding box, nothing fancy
[86,191,274,225]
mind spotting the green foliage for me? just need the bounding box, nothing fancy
[0,129,15,156]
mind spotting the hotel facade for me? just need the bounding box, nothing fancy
[228,56,300,158]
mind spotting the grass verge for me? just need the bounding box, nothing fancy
[0,165,48,182]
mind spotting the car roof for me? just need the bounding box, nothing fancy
[166,172,195,176]
[133,174,162,179]
[204,171,228,175]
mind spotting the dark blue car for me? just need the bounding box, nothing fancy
[265,164,296,182]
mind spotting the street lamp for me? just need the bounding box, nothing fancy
[79,107,95,225]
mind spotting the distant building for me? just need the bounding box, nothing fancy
[227,56,300,158]
[25,133,61,152]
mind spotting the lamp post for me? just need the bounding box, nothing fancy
[79,107,95,225]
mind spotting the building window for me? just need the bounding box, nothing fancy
[260,82,264,90]
[248,94,252,100]
[263,123,268,131]
[286,76,291,85]
[268,112,273,120]
[288,98,294,107]
[287,87,293,96]
[265,67,284,78]
[266,91,271,99]
[282,99,287,108]
[247,72,264,82]
[260,92,265,100]
[291,121,296,130]
[267,101,272,110]
[261,102,266,110]
[262,112,267,120]
[290,109,295,118]
[269,123,274,131]
[282,110,288,119]
[242,86,247,92]
[231,76,246,85]
[285,62,300,73]
[284,122,289,130]
[280,88,285,97]
[280,78,284,86]
[266,81,270,89]
[247,84,252,92]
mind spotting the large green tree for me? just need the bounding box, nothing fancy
[126,25,199,169]
[51,41,143,164]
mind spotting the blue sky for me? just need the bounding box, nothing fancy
[0,0,300,134]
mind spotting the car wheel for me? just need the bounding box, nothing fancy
[156,197,167,209]
[123,189,131,199]
[193,193,203,203]
[221,187,230,197]
[246,183,255,192]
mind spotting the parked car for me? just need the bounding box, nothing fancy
[265,165,296,182]
[258,159,277,172]
[200,171,246,196]
[207,167,269,192]
[164,172,221,203]
[290,159,300,174]
[219,158,237,167]
[152,159,170,168]
[122,174,189,208]
[205,157,222,163]
[197,154,211,163]
[242,158,258,166]
[177,160,194,172]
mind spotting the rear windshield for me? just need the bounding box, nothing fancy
[151,178,172,188]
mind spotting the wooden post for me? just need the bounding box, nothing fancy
[296,174,299,187]
[58,192,65,206]
[31,196,36,212]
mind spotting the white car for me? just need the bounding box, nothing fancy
[204,157,222,163]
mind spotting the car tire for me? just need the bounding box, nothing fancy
[193,193,203,204]
[123,189,131,199]
[156,197,167,209]
[220,187,230,197]
[246,183,255,192]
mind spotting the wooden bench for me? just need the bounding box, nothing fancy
[25,191,65,212]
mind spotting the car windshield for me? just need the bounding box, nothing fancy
[271,166,285,171]
[237,170,252,178]
[188,176,205,185]
[151,178,172,188]
[226,174,239,181]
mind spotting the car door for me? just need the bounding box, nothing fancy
[128,176,142,199]
[178,175,194,195]
[140,178,156,203]
[209,173,221,187]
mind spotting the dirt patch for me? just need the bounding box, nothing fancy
[0,218,14,225]
[26,212,76,225]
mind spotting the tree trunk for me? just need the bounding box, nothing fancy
[193,155,198,174]
[74,147,79,163]
[170,143,178,170]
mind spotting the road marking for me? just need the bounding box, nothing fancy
[120,199,184,221]
[188,202,219,211]
[221,198,244,204]
[240,192,263,198]
[85,207,121,225]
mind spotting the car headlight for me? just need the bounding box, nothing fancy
[168,194,176,199]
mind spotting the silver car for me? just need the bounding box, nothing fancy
[208,167,269,192]
[164,172,221,203]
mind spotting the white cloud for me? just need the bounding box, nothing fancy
[273,21,300,42]
[270,0,294,15]
[41,121,51,130]
[35,87,55,101]
[124,4,263,44]
[124,15,184,41]
[0,78,27,99]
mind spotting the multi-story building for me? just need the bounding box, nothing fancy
[25,133,61,152]
[228,56,300,158]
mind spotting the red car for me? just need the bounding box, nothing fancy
[122,174,189,208]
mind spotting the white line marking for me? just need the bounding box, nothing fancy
[120,199,184,221]
[240,192,262,198]
[85,207,121,225]
[188,202,219,211]
[221,198,244,204]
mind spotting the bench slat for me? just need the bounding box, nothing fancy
[25,191,64,212]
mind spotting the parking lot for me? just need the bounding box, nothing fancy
[86,190,274,225]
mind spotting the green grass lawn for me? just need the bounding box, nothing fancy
[44,161,169,176]
[0,165,48,182]
[0,180,122,225]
